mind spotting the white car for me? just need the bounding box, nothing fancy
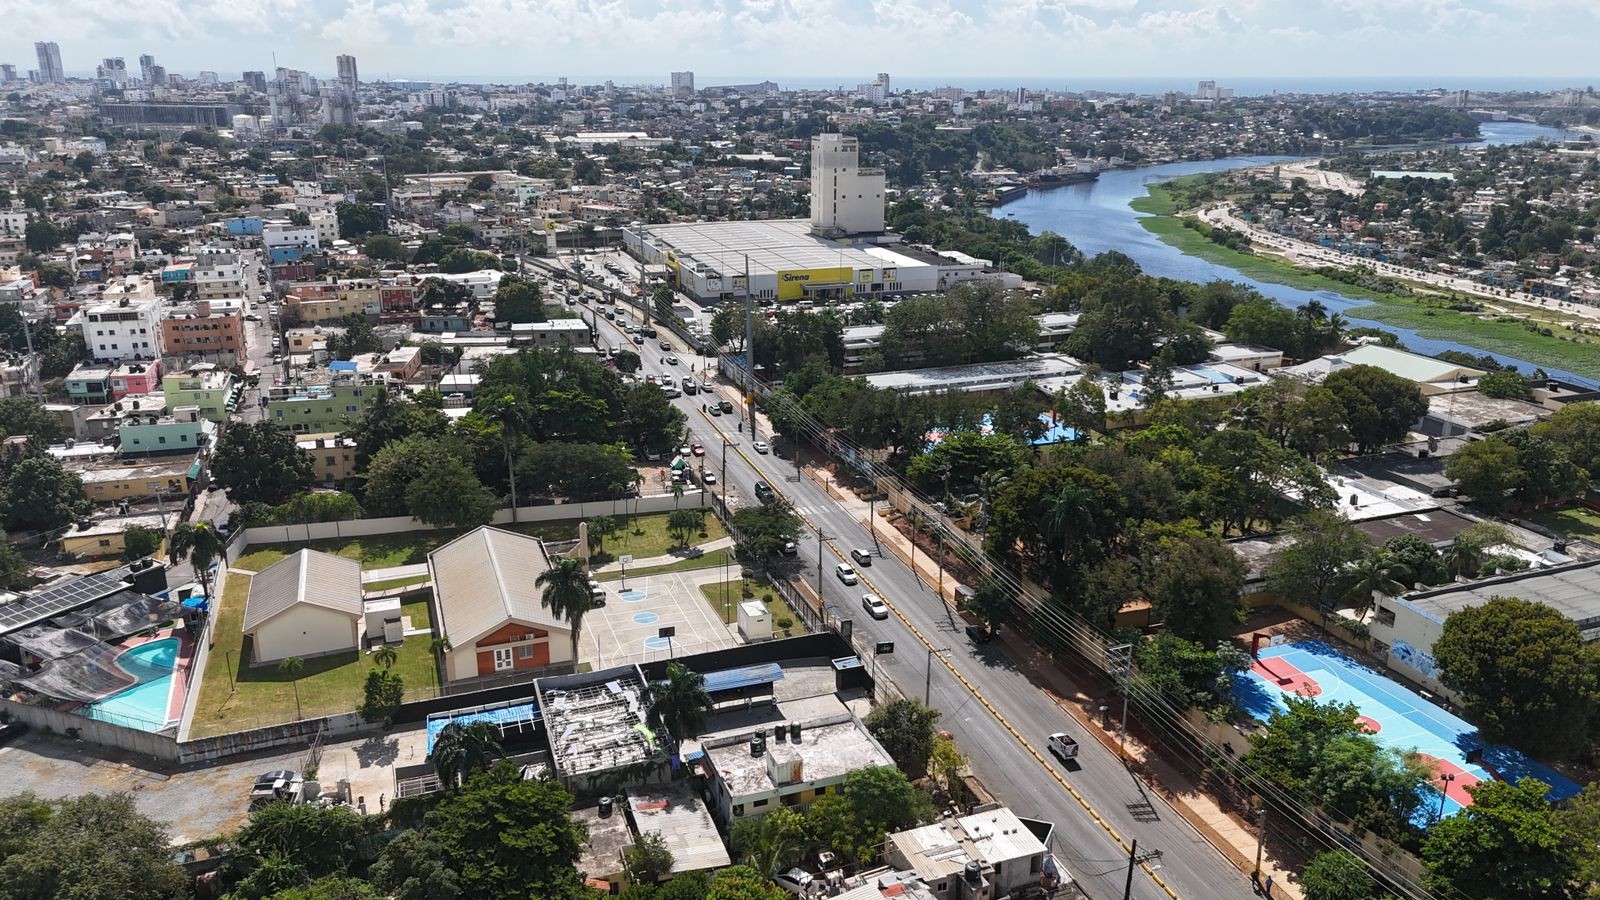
[665,355,679,366]
[751,440,770,454]
[835,564,858,586]
[773,869,815,897]
[678,446,692,458]
[861,593,888,620]
[701,471,716,485]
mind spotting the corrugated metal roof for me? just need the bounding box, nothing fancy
[701,662,784,693]
[428,525,565,646]
[626,784,732,874]
[958,807,1047,867]
[243,549,363,632]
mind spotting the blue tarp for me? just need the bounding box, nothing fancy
[329,360,359,372]
[180,596,209,611]
[425,702,541,755]
[702,662,784,694]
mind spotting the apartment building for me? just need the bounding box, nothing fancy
[298,433,358,485]
[108,361,162,399]
[284,278,380,323]
[160,366,239,422]
[191,247,247,302]
[160,300,244,360]
[264,372,384,433]
[117,405,216,456]
[80,292,161,363]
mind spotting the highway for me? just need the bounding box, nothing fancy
[575,292,1256,900]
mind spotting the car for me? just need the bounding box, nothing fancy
[964,623,994,644]
[718,400,735,414]
[780,540,798,556]
[751,440,770,454]
[861,593,889,619]
[835,564,858,585]
[645,374,657,385]
[701,471,716,485]
[660,340,672,351]
[754,480,774,501]
[663,387,682,398]
[1048,732,1080,762]
[643,450,662,462]
[691,443,705,456]
[773,869,815,897]
[632,335,645,345]
[700,380,714,392]
[708,404,722,416]
[678,446,692,458]
[588,580,606,606]
[849,548,873,567]
[244,313,261,322]
[665,355,679,366]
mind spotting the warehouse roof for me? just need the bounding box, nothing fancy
[1405,560,1600,631]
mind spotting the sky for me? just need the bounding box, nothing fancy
[4,0,1599,90]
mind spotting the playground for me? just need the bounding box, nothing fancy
[1235,639,1581,821]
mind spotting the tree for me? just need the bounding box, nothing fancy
[1533,401,1600,475]
[336,201,386,239]
[1379,534,1446,587]
[274,491,363,523]
[280,656,305,720]
[614,349,642,374]
[1283,386,1350,460]
[1556,781,1600,893]
[1476,370,1533,401]
[1064,277,1170,370]
[345,390,451,472]
[368,829,462,900]
[619,383,687,456]
[422,762,589,899]
[731,501,802,560]
[0,544,31,591]
[1447,436,1523,513]
[363,234,407,262]
[360,667,404,724]
[492,276,545,325]
[1499,429,1589,508]
[0,397,62,442]
[730,807,806,878]
[1055,378,1106,437]
[120,524,164,561]
[168,521,225,600]
[927,736,968,799]
[0,793,186,900]
[517,441,638,501]
[234,801,372,884]
[1136,634,1248,718]
[863,699,941,779]
[666,508,702,548]
[1,455,90,531]
[623,831,675,886]
[587,515,619,554]
[479,389,530,518]
[431,721,504,789]
[537,556,597,663]
[961,578,1013,636]
[642,662,713,765]
[705,865,787,900]
[1339,551,1409,619]
[1300,851,1377,900]
[1146,535,1246,645]
[23,220,60,253]
[1432,595,1600,759]
[210,421,315,506]
[905,431,1029,496]
[1422,778,1577,900]
[1264,510,1372,624]
[273,876,381,900]
[404,452,497,529]
[1324,365,1427,453]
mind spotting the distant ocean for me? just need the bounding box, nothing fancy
[561,74,1600,96]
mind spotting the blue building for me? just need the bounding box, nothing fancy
[226,216,264,237]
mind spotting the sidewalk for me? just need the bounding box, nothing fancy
[363,563,428,583]
[803,464,1304,898]
[592,536,735,573]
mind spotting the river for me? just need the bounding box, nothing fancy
[993,121,1597,384]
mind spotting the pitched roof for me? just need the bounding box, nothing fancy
[243,549,363,632]
[427,525,566,646]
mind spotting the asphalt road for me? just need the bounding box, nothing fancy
[580,300,1254,900]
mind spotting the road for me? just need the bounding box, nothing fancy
[1198,204,1600,323]
[580,299,1253,900]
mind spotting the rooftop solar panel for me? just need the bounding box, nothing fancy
[0,568,132,637]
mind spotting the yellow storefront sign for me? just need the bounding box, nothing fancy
[776,266,853,301]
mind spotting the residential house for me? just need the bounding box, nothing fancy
[243,549,365,665]
[428,525,573,680]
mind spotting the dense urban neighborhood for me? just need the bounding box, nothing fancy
[0,39,1598,900]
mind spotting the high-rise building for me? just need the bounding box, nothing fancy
[197,71,219,87]
[34,42,63,84]
[96,57,128,87]
[809,132,886,236]
[336,54,358,89]
[326,54,359,126]
[0,65,16,84]
[139,54,156,84]
[148,64,167,86]
[242,71,267,92]
[670,70,694,97]
[856,72,891,104]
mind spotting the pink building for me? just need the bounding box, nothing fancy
[108,361,163,400]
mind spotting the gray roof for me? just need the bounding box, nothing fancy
[1406,560,1600,630]
[428,525,564,646]
[243,549,363,632]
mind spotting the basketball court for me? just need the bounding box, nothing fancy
[1235,638,1581,821]
[583,571,738,668]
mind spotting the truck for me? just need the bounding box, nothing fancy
[249,770,317,809]
[1047,732,1080,762]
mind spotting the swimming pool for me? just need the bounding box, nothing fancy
[81,637,179,731]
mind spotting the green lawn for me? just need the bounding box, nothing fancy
[1130,182,1600,380]
[230,513,724,575]
[593,548,734,582]
[1526,506,1600,541]
[188,577,440,738]
[363,574,432,592]
[700,578,809,636]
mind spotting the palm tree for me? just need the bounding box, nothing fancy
[1340,553,1410,619]
[1443,537,1483,580]
[1297,299,1328,323]
[279,656,304,720]
[373,644,398,671]
[1041,485,1094,564]
[431,720,503,789]
[671,481,684,509]
[642,662,713,768]
[428,636,452,687]
[974,471,1009,533]
[482,390,531,523]
[169,521,225,600]
[1325,312,1348,347]
[537,556,597,664]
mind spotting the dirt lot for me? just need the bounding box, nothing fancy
[0,725,427,843]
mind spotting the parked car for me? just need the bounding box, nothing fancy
[773,869,816,897]
[861,593,889,620]
[701,471,716,485]
[692,443,705,456]
[588,580,606,606]
[964,623,994,644]
[835,564,858,585]
[849,548,873,567]
[780,541,798,556]
[751,440,770,454]
[678,445,692,458]
[1048,732,1080,762]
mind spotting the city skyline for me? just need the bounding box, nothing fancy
[4,0,1599,86]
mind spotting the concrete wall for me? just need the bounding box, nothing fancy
[0,698,178,763]
[177,711,367,766]
[241,492,702,546]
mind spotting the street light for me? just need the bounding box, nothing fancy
[924,646,951,705]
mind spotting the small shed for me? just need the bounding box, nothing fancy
[243,549,364,665]
[736,600,771,642]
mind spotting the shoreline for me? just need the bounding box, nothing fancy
[1128,183,1600,380]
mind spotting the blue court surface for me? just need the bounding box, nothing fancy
[1235,640,1580,820]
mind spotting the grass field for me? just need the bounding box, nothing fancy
[593,548,734,582]
[230,512,719,574]
[187,576,441,738]
[1131,182,1600,379]
[362,574,431,592]
[1526,506,1600,541]
[701,578,809,636]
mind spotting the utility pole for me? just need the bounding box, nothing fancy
[19,312,43,403]
[743,253,755,436]
[1253,807,1266,888]
[1121,842,1162,900]
[1109,642,1134,752]
[817,528,825,597]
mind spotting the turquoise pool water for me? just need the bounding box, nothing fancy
[82,637,179,731]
